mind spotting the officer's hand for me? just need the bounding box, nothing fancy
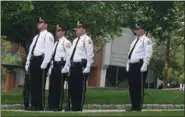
[41,63,47,69]
[83,67,90,73]
[126,62,129,72]
[141,64,147,72]
[62,67,68,73]
[25,61,30,72]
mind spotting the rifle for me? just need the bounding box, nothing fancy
[23,71,31,109]
[64,72,71,111]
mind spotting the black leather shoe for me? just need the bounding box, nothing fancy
[58,108,62,111]
[64,105,71,111]
[26,107,35,111]
[134,109,142,111]
[53,108,60,112]
[35,108,44,111]
[24,107,30,110]
[45,108,53,111]
[71,108,82,112]
[126,107,142,112]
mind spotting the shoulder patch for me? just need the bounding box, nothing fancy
[146,39,152,45]
[49,36,53,42]
[88,38,93,44]
[66,42,71,48]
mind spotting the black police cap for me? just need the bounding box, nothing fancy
[136,22,145,30]
[56,24,66,31]
[38,17,48,24]
[76,21,87,28]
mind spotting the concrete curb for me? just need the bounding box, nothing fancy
[2,109,184,112]
[1,104,184,110]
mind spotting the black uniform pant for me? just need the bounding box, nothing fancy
[48,61,65,110]
[128,60,148,110]
[29,56,46,110]
[68,62,87,111]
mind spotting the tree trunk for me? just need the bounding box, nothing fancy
[164,37,170,88]
[184,39,185,84]
[184,1,185,85]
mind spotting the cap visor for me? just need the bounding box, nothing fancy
[136,26,144,30]
[77,24,86,28]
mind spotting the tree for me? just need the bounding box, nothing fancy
[1,1,125,54]
[170,2,185,84]
[131,1,176,88]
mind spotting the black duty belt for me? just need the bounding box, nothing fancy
[54,60,66,66]
[54,61,62,64]
[70,62,81,67]
[70,59,87,68]
[129,59,143,66]
[31,55,44,60]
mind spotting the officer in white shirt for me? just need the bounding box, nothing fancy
[126,22,153,111]
[47,24,71,111]
[25,17,54,111]
[62,21,94,111]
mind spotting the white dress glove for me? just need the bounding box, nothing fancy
[141,63,147,72]
[41,63,47,69]
[62,66,69,73]
[25,61,30,72]
[126,62,129,72]
[83,67,90,74]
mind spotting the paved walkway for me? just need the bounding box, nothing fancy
[2,109,184,113]
[1,104,184,110]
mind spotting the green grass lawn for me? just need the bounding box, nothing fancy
[1,111,184,116]
[2,88,184,104]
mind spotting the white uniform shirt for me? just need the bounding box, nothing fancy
[68,34,94,68]
[53,36,71,62]
[128,34,152,66]
[26,30,54,68]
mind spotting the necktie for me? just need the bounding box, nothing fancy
[52,40,59,61]
[31,34,40,55]
[70,37,80,62]
[128,37,139,60]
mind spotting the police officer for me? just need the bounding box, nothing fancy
[62,21,94,111]
[126,22,153,111]
[25,17,54,111]
[47,24,71,111]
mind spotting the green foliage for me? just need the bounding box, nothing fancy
[1,38,23,79]
[179,73,184,83]
[168,68,181,84]
[1,1,178,49]
[2,53,22,65]
[150,42,165,80]
[151,35,184,84]
[149,2,184,84]
[1,39,23,65]
[170,45,184,84]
